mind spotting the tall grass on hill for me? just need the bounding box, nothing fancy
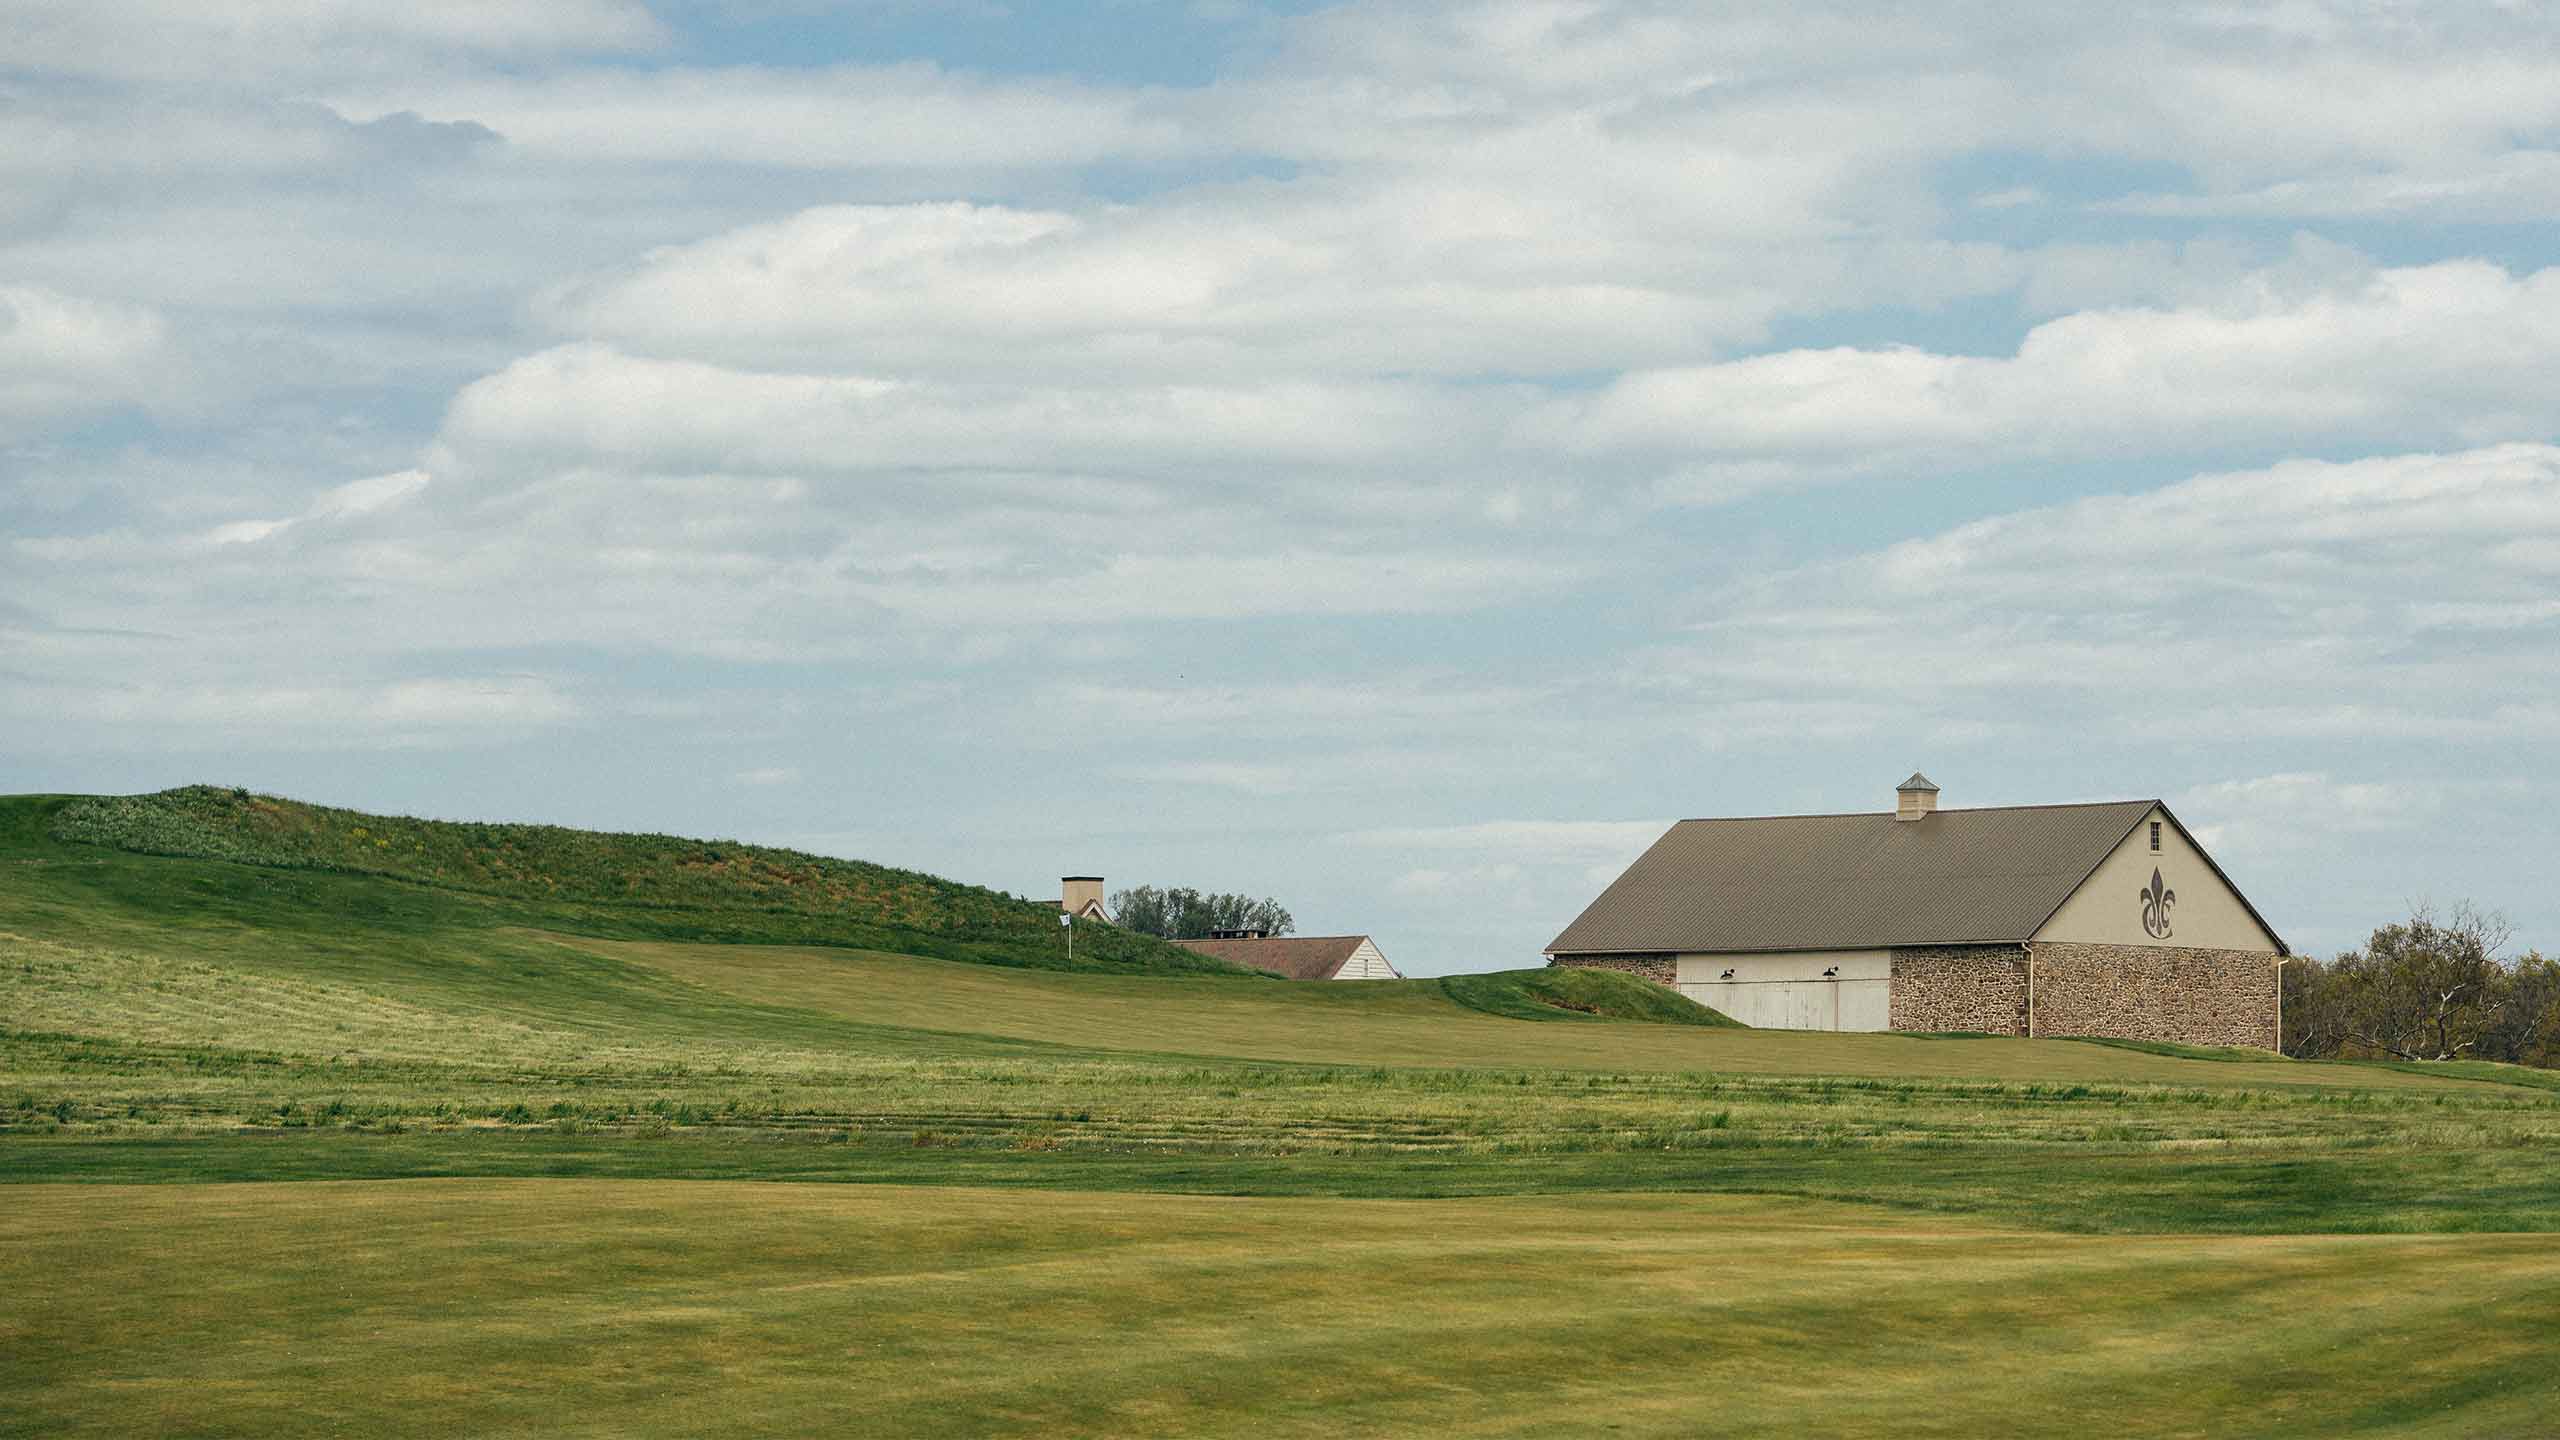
[47,786,1245,976]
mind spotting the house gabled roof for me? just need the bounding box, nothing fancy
[1548,800,2167,955]
[1173,934,1374,980]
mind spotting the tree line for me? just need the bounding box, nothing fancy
[1106,885,1295,940]
[2283,905,2558,1066]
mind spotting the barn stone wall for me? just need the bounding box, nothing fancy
[1888,945,2028,1034]
[1557,943,2280,1047]
[1546,952,1675,986]
[2029,942,2279,1049]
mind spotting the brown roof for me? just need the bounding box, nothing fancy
[1173,934,1372,980]
[1547,801,2163,955]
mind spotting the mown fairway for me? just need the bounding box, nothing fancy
[6,790,2560,1436]
[9,1182,2558,1440]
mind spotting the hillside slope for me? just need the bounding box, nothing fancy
[41,787,1245,977]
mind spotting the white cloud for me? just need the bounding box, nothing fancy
[1106,760,1300,795]
[1341,818,1671,860]
[2109,151,2560,222]
[311,469,432,520]
[14,0,665,86]
[1543,258,2560,479]
[1263,1,2560,224]
[1348,818,1668,913]
[2,674,580,750]
[340,64,1198,170]
[1648,443,2560,744]
[1039,678,1555,743]
[0,285,169,434]
[850,548,1573,626]
[1330,816,1668,943]
[532,196,1798,380]
[434,343,1493,480]
[2176,772,2438,859]
[179,470,431,550]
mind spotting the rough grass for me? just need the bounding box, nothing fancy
[45,787,1246,976]
[7,1181,2557,1440]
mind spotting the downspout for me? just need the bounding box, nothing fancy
[2025,944,2036,1039]
[2274,956,2287,1055]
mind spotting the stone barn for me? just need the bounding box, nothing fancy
[1544,775,2287,1048]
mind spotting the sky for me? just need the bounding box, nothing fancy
[6,1,2558,975]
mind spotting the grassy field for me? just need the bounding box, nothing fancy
[9,1182,2556,1440]
[6,789,2559,1436]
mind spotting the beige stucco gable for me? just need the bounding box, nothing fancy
[2032,805,2281,953]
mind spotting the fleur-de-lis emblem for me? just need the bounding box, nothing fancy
[2139,867,2176,939]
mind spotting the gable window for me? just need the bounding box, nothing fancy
[2149,821,2162,853]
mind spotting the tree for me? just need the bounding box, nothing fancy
[1106,884,1294,940]
[2283,907,2555,1068]
[2335,905,2512,1062]
[2281,955,2353,1059]
[2480,951,2560,1067]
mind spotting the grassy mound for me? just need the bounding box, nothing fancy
[42,787,1247,978]
[1439,967,1742,1026]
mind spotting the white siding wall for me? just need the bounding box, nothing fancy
[1332,938,1400,980]
[1674,950,1890,1032]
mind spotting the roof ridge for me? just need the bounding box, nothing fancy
[1674,799,2157,823]
[1183,933,1366,943]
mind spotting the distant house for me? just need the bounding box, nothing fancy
[1059,876,1110,922]
[1175,932,1402,981]
[1545,773,2288,1047]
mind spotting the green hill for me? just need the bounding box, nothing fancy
[41,785,1248,977]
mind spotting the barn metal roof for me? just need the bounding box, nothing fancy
[1173,934,1376,980]
[1546,801,2159,955]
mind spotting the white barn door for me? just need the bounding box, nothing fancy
[1675,952,1889,1032]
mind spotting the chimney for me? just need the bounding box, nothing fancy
[1894,772,1940,822]
[1061,876,1104,917]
